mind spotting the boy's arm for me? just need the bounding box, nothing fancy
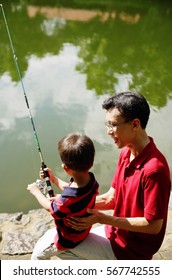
[53,176,68,191]
[40,168,67,191]
[27,183,51,211]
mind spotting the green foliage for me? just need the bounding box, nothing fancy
[0,0,172,108]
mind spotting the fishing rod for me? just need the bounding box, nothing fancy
[0,4,54,197]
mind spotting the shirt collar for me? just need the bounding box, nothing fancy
[125,137,157,169]
[61,172,97,197]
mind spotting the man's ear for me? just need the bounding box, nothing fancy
[132,118,140,129]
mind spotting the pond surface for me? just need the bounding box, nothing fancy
[0,0,172,213]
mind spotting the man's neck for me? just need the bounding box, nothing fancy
[129,133,150,161]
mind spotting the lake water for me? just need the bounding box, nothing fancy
[0,0,172,213]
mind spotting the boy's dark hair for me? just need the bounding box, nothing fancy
[102,91,150,129]
[58,133,95,172]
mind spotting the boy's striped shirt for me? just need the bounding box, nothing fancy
[50,172,99,250]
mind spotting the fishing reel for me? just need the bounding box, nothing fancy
[36,179,47,195]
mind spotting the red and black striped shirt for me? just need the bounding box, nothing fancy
[50,172,99,250]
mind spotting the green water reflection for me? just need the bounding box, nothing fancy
[1,0,172,105]
[0,0,172,212]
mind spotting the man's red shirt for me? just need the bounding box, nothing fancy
[105,137,171,259]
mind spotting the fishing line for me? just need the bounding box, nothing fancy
[0,4,54,197]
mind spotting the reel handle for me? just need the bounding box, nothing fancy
[41,163,54,197]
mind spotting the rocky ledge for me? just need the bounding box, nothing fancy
[0,201,172,260]
[0,209,54,260]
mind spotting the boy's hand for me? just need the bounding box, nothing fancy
[39,167,55,183]
[27,182,40,196]
[27,182,51,211]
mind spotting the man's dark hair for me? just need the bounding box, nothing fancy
[102,91,150,129]
[58,133,95,172]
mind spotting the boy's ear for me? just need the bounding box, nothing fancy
[61,163,67,171]
[62,163,71,174]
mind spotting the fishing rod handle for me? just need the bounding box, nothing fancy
[41,163,54,197]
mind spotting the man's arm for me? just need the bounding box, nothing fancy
[96,211,163,234]
[67,185,163,234]
[68,208,163,234]
[95,186,115,210]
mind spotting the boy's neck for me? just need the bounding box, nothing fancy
[71,171,91,188]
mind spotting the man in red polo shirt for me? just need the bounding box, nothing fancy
[63,91,171,260]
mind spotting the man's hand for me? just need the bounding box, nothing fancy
[66,209,105,231]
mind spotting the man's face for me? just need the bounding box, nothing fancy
[105,107,135,149]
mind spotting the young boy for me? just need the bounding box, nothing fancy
[27,133,99,260]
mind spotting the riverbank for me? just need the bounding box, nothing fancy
[0,194,172,260]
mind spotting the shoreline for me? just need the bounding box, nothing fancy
[0,195,172,260]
